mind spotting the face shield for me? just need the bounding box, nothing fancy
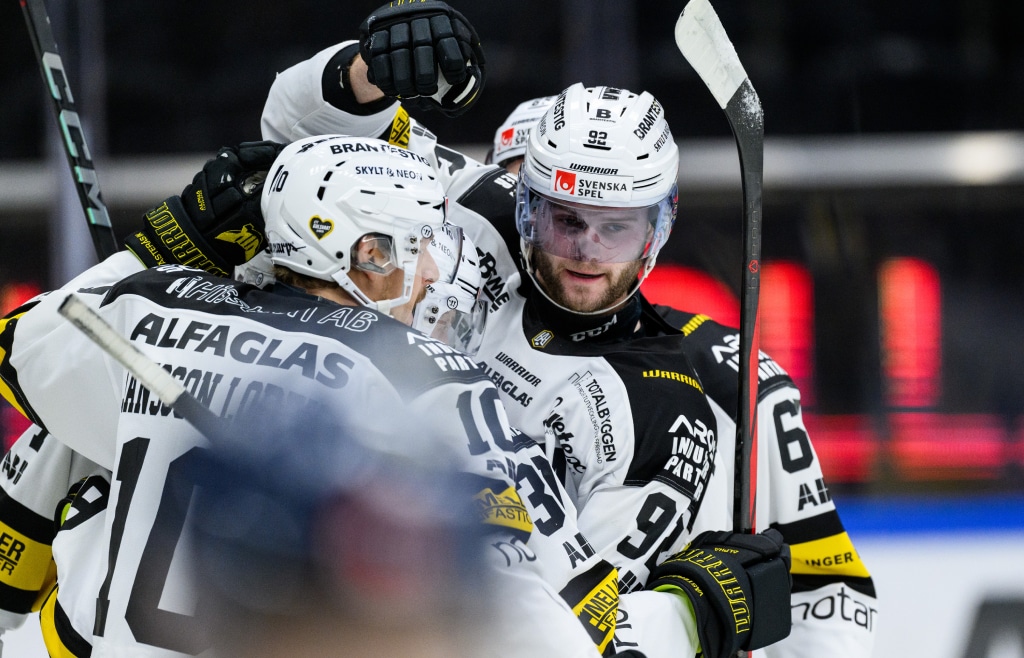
[343,220,445,321]
[516,177,678,264]
[411,224,488,355]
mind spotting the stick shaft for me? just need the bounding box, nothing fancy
[20,0,119,260]
[58,293,226,440]
[728,81,764,534]
[675,0,764,534]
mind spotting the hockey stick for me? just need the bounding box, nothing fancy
[57,293,226,440]
[675,0,763,536]
[20,0,119,260]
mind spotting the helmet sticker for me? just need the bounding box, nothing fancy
[552,169,633,202]
[310,216,334,240]
[554,170,577,195]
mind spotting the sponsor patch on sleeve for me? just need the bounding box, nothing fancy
[474,485,533,541]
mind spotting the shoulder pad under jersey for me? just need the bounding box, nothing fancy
[653,304,795,416]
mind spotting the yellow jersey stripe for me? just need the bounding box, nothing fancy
[790,532,871,578]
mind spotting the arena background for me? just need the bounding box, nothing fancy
[2,1,1023,655]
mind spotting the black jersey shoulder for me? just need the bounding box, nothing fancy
[652,304,795,417]
[454,167,520,255]
[106,267,490,400]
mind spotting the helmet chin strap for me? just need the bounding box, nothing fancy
[521,239,650,318]
[332,268,415,318]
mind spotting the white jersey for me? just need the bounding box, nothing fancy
[260,45,879,658]
[0,425,105,642]
[0,256,629,657]
[0,254,144,653]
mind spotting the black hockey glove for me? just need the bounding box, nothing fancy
[359,0,485,117]
[125,141,284,278]
[647,529,792,658]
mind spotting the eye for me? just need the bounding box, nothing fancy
[553,211,586,231]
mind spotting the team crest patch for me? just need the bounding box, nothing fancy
[531,330,554,349]
[309,216,334,240]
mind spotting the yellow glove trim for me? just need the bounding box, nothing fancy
[388,106,412,148]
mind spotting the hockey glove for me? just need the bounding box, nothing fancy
[125,141,284,278]
[647,529,792,658]
[359,0,486,117]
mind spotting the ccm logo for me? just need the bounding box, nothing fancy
[554,169,577,194]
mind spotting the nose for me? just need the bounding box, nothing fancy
[568,227,605,261]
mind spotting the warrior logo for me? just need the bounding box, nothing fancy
[554,169,577,195]
[309,216,333,240]
[215,223,264,262]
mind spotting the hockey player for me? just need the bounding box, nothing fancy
[255,4,880,655]
[0,138,482,653]
[0,142,285,655]
[485,95,557,173]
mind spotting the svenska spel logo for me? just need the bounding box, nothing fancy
[554,169,577,195]
[500,128,515,146]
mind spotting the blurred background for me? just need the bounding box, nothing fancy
[1,2,1023,654]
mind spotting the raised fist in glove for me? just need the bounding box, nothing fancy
[360,0,485,117]
[125,140,284,278]
[647,529,792,658]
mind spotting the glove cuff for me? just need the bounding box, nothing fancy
[124,195,233,278]
[651,577,727,658]
[324,43,397,116]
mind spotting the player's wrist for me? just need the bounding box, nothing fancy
[323,42,394,116]
[346,53,386,105]
[652,584,702,653]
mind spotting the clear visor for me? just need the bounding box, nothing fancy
[516,180,678,264]
[345,221,450,323]
[353,221,456,282]
[427,223,464,285]
[412,282,488,356]
[411,223,487,354]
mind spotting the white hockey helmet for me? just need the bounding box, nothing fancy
[412,224,488,355]
[261,135,449,317]
[489,95,558,168]
[516,83,679,274]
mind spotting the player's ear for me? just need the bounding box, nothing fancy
[348,234,396,301]
[353,234,396,274]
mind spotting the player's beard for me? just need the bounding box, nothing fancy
[533,251,643,314]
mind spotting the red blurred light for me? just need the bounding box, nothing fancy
[878,258,941,408]
[1,281,44,451]
[1,282,42,315]
[2,406,31,453]
[888,413,1007,480]
[640,264,739,327]
[803,413,879,483]
[762,261,815,407]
